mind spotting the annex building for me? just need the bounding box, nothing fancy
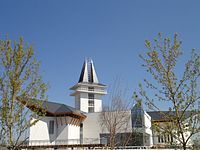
[23,59,192,149]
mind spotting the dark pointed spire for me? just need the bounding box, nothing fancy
[78,58,99,83]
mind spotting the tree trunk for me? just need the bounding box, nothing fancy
[109,135,115,150]
[182,143,187,150]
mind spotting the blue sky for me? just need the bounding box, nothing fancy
[0,0,200,109]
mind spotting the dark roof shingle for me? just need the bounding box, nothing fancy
[41,101,77,114]
[147,111,192,121]
[17,97,86,118]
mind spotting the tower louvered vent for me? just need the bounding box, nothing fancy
[87,59,93,82]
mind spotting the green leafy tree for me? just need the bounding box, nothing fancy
[137,33,199,150]
[0,37,48,150]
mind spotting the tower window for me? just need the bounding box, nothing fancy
[88,100,94,106]
[88,87,94,91]
[88,107,94,113]
[88,93,94,99]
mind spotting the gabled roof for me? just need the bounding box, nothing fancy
[17,97,86,120]
[41,101,77,114]
[147,111,192,122]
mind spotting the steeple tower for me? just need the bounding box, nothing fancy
[70,58,107,113]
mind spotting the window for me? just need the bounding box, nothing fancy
[161,135,164,143]
[80,123,83,144]
[167,135,170,143]
[171,135,173,142]
[158,134,164,143]
[49,120,54,134]
[88,107,94,113]
[88,87,94,91]
[88,93,94,99]
[158,134,173,143]
[88,100,94,106]
[88,94,94,112]
[100,133,144,146]
[158,135,161,143]
[131,109,143,128]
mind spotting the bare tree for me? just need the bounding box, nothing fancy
[0,37,48,150]
[100,80,133,149]
[137,33,200,150]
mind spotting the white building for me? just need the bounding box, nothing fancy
[24,59,193,149]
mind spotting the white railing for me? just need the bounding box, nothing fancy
[21,138,105,146]
[76,87,107,93]
[20,140,189,150]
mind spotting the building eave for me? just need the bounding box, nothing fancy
[70,82,107,90]
[16,97,86,121]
